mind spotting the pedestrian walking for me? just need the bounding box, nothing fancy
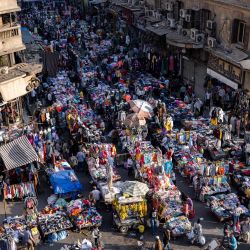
[89,186,101,208]
[162,229,171,250]
[92,227,102,249]
[127,155,134,177]
[76,148,86,172]
[240,218,250,243]
[150,208,158,236]
[23,226,36,250]
[154,236,163,250]
[229,233,237,250]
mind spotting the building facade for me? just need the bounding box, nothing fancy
[109,0,250,97]
[0,0,42,125]
[147,0,250,95]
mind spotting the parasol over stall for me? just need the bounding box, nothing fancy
[129,99,153,119]
[121,181,149,197]
[123,113,146,128]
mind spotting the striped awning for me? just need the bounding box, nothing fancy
[0,136,39,171]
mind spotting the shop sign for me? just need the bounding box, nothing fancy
[208,54,242,84]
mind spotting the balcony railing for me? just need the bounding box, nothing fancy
[0,25,20,40]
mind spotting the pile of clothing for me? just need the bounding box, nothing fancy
[66,199,102,229]
[165,215,192,236]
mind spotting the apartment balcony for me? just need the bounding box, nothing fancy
[0,0,21,15]
[0,24,26,56]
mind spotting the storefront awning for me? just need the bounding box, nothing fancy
[205,46,248,66]
[207,68,238,89]
[0,136,39,171]
[239,59,250,70]
[166,31,203,49]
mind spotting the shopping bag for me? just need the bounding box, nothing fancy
[156,219,160,228]
[147,219,151,228]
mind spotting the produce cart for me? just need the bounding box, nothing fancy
[112,196,147,233]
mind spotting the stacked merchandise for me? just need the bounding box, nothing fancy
[199,176,231,202]
[208,193,248,221]
[87,83,114,107]
[151,188,184,221]
[87,143,120,183]
[3,216,27,243]
[3,182,36,200]
[165,215,192,236]
[37,212,73,237]
[165,98,193,122]
[66,199,102,229]
[112,196,147,220]
[128,141,163,185]
[47,73,104,138]
[98,181,123,204]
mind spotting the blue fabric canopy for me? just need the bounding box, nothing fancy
[49,170,82,195]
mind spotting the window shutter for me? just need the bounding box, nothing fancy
[173,1,182,20]
[243,24,250,50]
[231,19,239,43]
[194,10,201,30]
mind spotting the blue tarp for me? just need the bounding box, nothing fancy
[49,170,83,195]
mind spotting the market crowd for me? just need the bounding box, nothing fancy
[0,1,250,250]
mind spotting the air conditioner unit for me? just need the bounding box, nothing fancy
[206,20,215,30]
[0,66,9,75]
[182,29,191,37]
[179,9,187,18]
[195,33,205,43]
[167,18,176,28]
[185,14,191,22]
[191,28,199,40]
[207,37,216,47]
[166,2,173,11]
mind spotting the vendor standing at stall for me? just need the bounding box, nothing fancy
[106,163,113,191]
[76,148,86,173]
[23,226,36,250]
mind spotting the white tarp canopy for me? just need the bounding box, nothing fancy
[207,68,238,90]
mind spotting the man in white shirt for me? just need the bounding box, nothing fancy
[90,186,101,201]
[76,150,86,172]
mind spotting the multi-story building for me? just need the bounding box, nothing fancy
[0,0,25,67]
[0,0,41,125]
[147,0,250,95]
[110,0,250,97]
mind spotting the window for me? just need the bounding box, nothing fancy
[231,19,247,45]
[237,21,245,44]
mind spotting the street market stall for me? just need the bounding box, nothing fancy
[37,212,73,237]
[66,199,102,230]
[0,136,40,200]
[208,193,249,222]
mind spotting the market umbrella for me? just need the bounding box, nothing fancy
[129,100,153,118]
[123,113,146,127]
[121,181,149,197]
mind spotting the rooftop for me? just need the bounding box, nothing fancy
[214,0,250,10]
[0,63,42,84]
[205,46,249,65]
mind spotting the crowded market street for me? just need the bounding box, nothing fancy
[0,1,250,250]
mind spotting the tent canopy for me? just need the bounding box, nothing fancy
[49,170,83,195]
[0,136,39,171]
